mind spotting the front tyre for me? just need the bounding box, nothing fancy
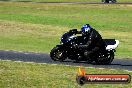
[50,46,66,61]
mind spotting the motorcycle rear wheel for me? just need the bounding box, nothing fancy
[50,46,66,61]
[95,52,114,65]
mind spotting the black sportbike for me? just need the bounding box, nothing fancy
[102,0,116,3]
[50,32,119,65]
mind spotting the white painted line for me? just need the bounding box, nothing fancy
[5,50,10,51]
[98,68,105,70]
[124,70,132,73]
[24,53,30,55]
[14,52,19,53]
[14,61,23,62]
[51,64,58,66]
[85,67,95,69]
[110,69,116,70]
[25,62,34,64]
[17,51,23,53]
[0,59,12,62]
[1,50,49,57]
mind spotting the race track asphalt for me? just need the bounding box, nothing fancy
[0,50,132,71]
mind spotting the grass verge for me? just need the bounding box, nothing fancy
[0,60,132,88]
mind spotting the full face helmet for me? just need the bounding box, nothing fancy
[81,24,91,36]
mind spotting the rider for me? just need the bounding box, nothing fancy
[70,24,106,60]
[79,24,106,59]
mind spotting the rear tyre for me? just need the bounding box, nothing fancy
[102,0,105,3]
[50,46,66,61]
[95,51,114,65]
[102,0,109,3]
[112,0,116,3]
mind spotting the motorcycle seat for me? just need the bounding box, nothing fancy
[103,39,119,50]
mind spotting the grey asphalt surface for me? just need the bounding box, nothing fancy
[0,50,132,71]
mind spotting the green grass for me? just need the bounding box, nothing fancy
[11,0,100,2]
[0,2,132,58]
[0,60,132,88]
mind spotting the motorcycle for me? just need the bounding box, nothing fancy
[50,31,119,65]
[102,0,117,3]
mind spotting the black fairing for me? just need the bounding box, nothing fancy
[59,34,88,60]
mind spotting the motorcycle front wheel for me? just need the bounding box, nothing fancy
[50,46,66,61]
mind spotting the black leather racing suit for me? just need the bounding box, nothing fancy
[78,28,106,58]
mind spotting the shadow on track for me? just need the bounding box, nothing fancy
[0,50,132,71]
